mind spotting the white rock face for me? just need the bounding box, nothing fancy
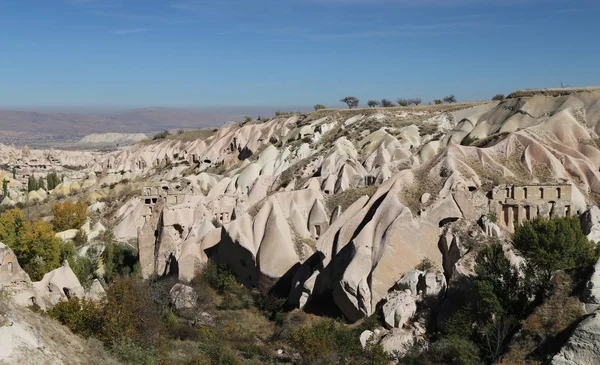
[584,257,600,308]
[77,132,148,146]
[551,311,600,365]
[581,206,600,243]
[169,283,198,310]
[382,289,417,329]
[359,330,375,349]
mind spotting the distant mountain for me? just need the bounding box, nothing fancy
[0,107,241,136]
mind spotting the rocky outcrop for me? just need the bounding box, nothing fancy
[382,290,417,329]
[551,312,600,365]
[170,283,198,310]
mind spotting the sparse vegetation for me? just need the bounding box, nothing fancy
[152,130,171,140]
[492,94,505,101]
[367,100,380,108]
[325,185,378,213]
[314,104,326,111]
[415,258,436,272]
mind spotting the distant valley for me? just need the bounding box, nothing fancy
[0,107,275,147]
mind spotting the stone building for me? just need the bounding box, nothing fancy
[490,184,572,232]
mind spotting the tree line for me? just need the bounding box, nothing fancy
[338,95,457,109]
[27,171,62,192]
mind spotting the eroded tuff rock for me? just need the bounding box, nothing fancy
[551,311,600,365]
[2,91,599,340]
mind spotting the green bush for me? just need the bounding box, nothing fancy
[48,297,105,338]
[314,104,326,111]
[513,216,599,273]
[287,318,390,365]
[152,130,170,140]
[415,258,436,272]
[110,337,159,365]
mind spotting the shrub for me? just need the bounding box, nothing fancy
[102,278,162,347]
[152,130,170,140]
[48,297,105,338]
[461,134,479,146]
[381,99,395,107]
[513,216,599,274]
[396,98,408,107]
[430,336,482,365]
[243,116,252,123]
[486,211,498,224]
[103,233,140,284]
[367,100,380,108]
[409,98,422,106]
[110,337,159,365]
[415,258,436,272]
[52,200,88,232]
[73,229,88,246]
[492,94,505,101]
[433,99,443,105]
[340,96,359,109]
[314,104,326,111]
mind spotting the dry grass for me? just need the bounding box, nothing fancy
[498,272,587,364]
[507,86,600,99]
[325,185,377,213]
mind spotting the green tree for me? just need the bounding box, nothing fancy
[313,104,326,111]
[19,220,61,280]
[492,94,505,101]
[367,100,380,108]
[27,175,38,192]
[513,216,599,274]
[47,172,60,190]
[38,177,46,191]
[2,179,9,199]
[0,210,62,281]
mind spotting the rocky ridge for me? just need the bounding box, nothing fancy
[4,89,600,359]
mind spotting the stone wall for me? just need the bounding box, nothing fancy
[490,184,572,232]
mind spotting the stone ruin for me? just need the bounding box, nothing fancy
[490,184,572,232]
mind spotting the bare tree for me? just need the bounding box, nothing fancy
[381,99,395,107]
[340,96,359,109]
[443,94,457,104]
[411,98,422,106]
[367,100,380,108]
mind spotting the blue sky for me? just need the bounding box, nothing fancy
[0,0,599,110]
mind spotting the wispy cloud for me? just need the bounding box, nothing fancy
[112,28,150,35]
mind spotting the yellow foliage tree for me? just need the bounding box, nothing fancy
[52,201,88,232]
[0,208,61,280]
